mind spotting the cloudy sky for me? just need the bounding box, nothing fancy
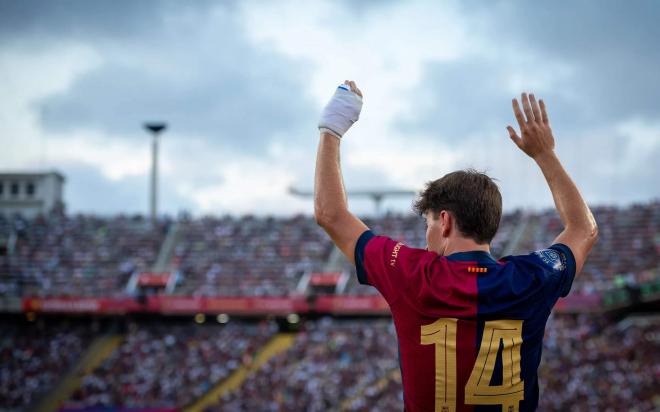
[1,0,658,216]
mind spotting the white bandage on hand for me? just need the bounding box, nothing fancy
[318,84,363,139]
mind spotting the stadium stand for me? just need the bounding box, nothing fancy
[342,203,659,297]
[0,203,657,410]
[0,214,167,297]
[65,320,277,410]
[331,314,660,412]
[0,314,658,411]
[517,203,660,294]
[1,203,657,298]
[539,314,659,411]
[171,215,331,296]
[0,318,94,409]
[214,317,399,412]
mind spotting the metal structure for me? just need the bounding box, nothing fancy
[144,123,167,223]
[289,187,416,216]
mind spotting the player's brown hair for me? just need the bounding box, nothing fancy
[413,169,502,244]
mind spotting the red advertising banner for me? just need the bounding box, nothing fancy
[20,293,601,315]
[137,272,172,287]
[149,296,309,314]
[205,297,251,312]
[248,297,308,313]
[152,296,204,313]
[22,297,140,314]
[309,272,342,287]
[315,295,390,314]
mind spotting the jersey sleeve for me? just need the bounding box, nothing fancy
[354,230,435,304]
[513,243,577,301]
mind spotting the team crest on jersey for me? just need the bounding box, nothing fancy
[534,249,565,271]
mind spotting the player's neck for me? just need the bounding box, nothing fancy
[443,237,491,256]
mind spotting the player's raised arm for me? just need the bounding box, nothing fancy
[507,93,598,275]
[314,81,369,264]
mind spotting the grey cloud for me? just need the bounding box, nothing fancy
[30,1,315,153]
[396,59,514,139]
[467,1,660,60]
[0,0,226,46]
[469,0,660,122]
[6,0,658,214]
[38,56,313,152]
[401,1,660,140]
[338,0,399,16]
[61,161,195,216]
[396,59,587,140]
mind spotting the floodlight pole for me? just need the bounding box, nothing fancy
[144,123,167,224]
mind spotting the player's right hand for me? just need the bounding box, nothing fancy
[318,80,363,139]
[507,93,555,159]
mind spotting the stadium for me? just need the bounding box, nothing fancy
[2,1,660,412]
[1,194,658,411]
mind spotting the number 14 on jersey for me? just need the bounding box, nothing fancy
[421,318,525,412]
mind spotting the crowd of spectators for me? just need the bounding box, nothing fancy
[518,202,660,294]
[0,213,167,297]
[0,318,94,409]
[340,315,660,411]
[342,374,403,412]
[343,203,658,296]
[0,202,657,411]
[66,320,276,410]
[539,313,659,411]
[212,314,658,411]
[1,314,657,411]
[172,215,331,296]
[0,202,657,298]
[215,317,399,411]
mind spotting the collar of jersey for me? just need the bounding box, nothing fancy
[445,250,497,264]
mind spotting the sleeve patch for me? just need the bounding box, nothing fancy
[534,249,566,272]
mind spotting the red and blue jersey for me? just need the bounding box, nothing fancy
[355,230,576,412]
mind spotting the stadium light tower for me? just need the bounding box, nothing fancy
[144,122,167,224]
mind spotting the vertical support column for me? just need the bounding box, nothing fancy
[150,133,159,223]
[144,123,167,225]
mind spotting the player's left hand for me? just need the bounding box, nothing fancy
[318,80,363,139]
[507,93,555,160]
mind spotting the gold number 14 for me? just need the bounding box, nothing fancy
[421,318,524,412]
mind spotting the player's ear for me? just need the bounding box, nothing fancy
[440,210,452,238]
